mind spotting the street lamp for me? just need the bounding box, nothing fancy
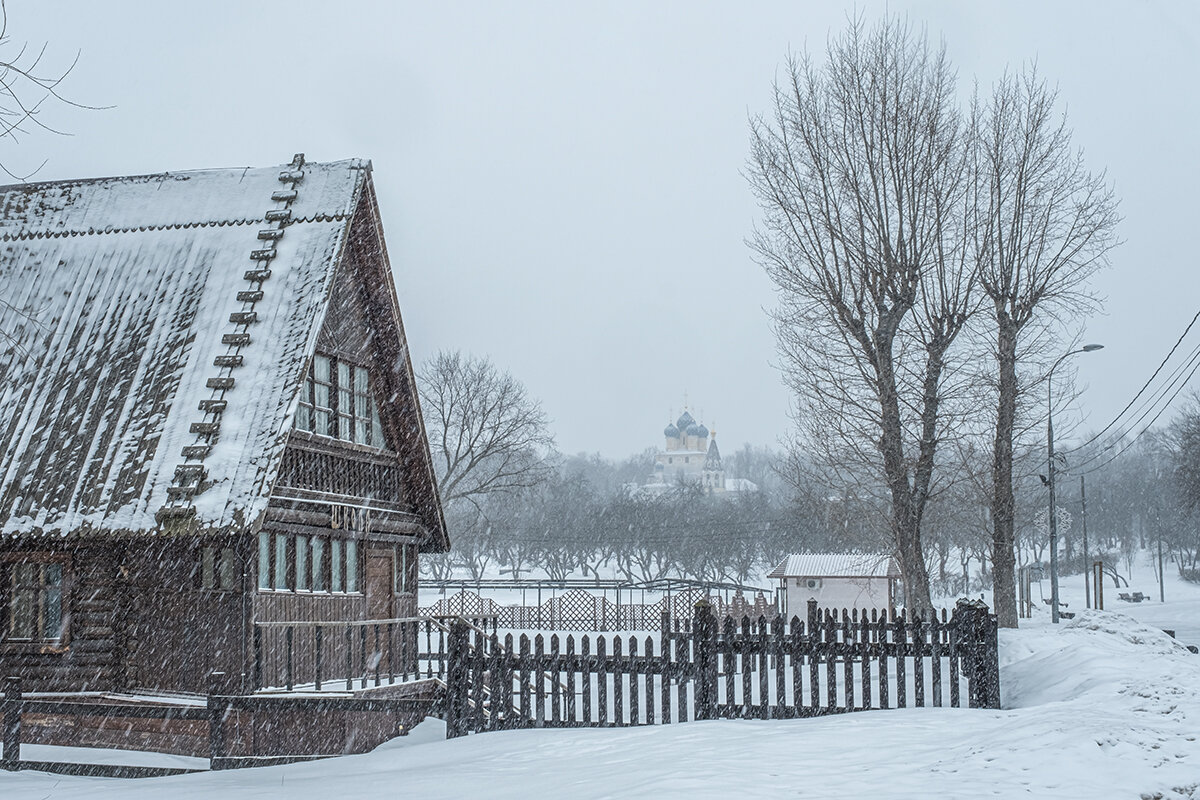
[1047,343,1104,623]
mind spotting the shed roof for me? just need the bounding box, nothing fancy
[768,553,897,579]
[0,158,440,542]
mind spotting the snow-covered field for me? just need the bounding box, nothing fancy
[5,556,1200,799]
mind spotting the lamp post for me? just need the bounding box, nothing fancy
[1047,343,1104,623]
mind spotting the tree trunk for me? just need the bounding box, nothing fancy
[876,343,935,614]
[991,312,1019,627]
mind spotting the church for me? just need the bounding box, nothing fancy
[642,410,757,495]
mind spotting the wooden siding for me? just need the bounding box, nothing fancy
[1,542,118,692]
[125,539,247,692]
[0,539,247,694]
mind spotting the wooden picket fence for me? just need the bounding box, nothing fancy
[442,599,999,737]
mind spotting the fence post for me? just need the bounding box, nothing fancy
[978,604,1000,709]
[2,676,20,771]
[207,671,227,771]
[952,599,1000,709]
[691,600,717,721]
[807,598,818,632]
[445,618,470,738]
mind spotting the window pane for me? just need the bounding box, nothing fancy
[314,354,330,382]
[354,391,368,418]
[338,388,352,419]
[274,534,287,590]
[296,403,311,431]
[15,562,36,587]
[355,419,368,445]
[258,532,271,589]
[296,535,309,590]
[314,382,330,409]
[371,398,383,448]
[202,546,215,589]
[331,540,343,592]
[346,540,359,593]
[10,588,35,639]
[219,549,236,589]
[338,413,352,442]
[311,537,326,591]
[354,366,368,394]
[339,361,350,393]
[43,584,63,640]
[314,409,330,437]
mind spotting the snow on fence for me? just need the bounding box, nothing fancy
[442,599,1000,737]
[421,587,778,632]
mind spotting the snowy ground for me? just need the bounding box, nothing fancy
[5,554,1200,799]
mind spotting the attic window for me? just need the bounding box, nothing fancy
[295,354,386,447]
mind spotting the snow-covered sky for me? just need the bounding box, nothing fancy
[5,1,1197,458]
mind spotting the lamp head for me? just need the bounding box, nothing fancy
[1082,343,1104,352]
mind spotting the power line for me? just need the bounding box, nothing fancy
[1064,305,1200,455]
[1070,350,1200,477]
[1066,339,1200,472]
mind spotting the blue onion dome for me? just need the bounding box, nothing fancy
[676,410,696,430]
[695,423,709,438]
[686,423,703,436]
[664,423,680,437]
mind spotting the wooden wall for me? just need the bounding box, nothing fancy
[0,538,247,694]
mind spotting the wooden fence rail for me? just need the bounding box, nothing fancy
[443,598,1000,737]
[0,673,435,777]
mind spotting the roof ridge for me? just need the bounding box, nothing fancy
[0,158,370,195]
[0,212,350,242]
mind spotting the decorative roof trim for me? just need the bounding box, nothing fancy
[0,212,350,243]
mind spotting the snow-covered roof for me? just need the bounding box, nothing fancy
[0,158,371,538]
[768,553,897,579]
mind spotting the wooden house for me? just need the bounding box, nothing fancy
[0,155,449,697]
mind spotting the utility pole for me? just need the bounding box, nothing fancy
[1047,344,1103,624]
[1081,475,1090,609]
[1048,395,1061,623]
[1159,538,1165,603]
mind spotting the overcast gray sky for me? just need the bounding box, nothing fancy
[6,1,1198,459]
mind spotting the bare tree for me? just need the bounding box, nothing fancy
[748,18,976,613]
[418,350,554,510]
[0,1,98,180]
[972,67,1119,626]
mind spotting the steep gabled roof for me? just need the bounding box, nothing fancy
[768,553,897,579]
[0,157,444,546]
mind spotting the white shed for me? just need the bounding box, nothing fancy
[769,553,899,617]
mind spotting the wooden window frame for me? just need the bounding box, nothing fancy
[394,543,416,596]
[293,353,387,449]
[254,529,363,596]
[0,552,71,651]
[200,545,240,592]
